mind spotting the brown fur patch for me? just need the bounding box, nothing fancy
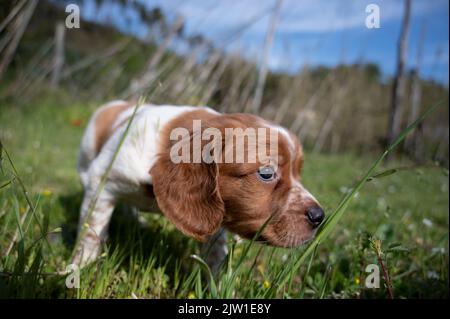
[150,109,224,242]
[94,101,132,154]
[150,108,319,247]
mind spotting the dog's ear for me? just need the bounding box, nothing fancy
[150,148,224,242]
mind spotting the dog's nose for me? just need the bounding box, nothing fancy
[306,207,325,228]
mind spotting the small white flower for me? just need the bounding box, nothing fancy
[281,254,288,262]
[427,271,439,280]
[233,235,244,244]
[422,218,433,228]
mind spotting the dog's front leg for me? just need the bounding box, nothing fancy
[72,187,115,267]
[201,228,228,274]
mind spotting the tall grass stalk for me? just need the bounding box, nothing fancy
[269,100,444,293]
[71,96,145,261]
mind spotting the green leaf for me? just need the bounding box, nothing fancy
[367,169,397,181]
[388,242,402,249]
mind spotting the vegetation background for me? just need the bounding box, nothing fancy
[0,0,448,298]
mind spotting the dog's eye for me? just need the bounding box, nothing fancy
[257,166,276,182]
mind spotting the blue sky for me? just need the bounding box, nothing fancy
[78,0,449,85]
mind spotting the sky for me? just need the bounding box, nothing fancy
[77,0,449,85]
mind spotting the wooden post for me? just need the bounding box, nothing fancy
[405,23,426,162]
[249,0,282,114]
[51,22,66,88]
[386,0,411,162]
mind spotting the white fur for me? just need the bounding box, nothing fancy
[74,102,220,266]
[78,102,217,206]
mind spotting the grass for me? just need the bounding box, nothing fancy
[0,95,448,298]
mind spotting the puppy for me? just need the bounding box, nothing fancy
[73,100,325,271]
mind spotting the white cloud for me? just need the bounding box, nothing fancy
[143,0,444,36]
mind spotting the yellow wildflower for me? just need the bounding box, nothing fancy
[187,292,196,299]
[42,189,52,197]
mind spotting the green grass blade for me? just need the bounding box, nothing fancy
[273,100,444,292]
[190,254,218,298]
[71,97,145,259]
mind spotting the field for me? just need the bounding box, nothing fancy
[0,95,448,298]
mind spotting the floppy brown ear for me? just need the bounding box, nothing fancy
[150,153,224,242]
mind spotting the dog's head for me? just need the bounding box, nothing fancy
[150,110,324,247]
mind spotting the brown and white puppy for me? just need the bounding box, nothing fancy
[73,100,325,270]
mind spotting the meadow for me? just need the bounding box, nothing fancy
[0,94,448,298]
